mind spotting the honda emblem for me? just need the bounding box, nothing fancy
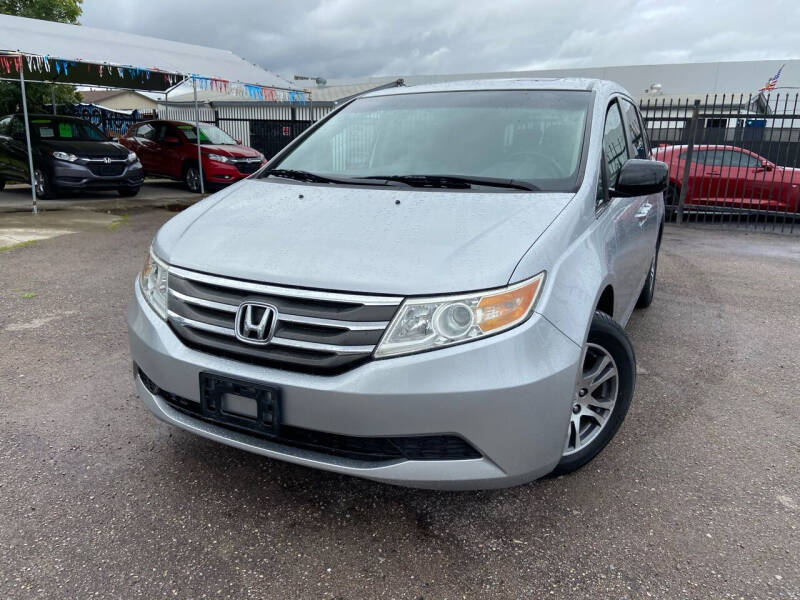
[234,302,278,345]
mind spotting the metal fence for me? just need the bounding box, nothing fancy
[639,92,800,233]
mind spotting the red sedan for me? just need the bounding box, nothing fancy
[652,144,800,217]
[120,120,266,192]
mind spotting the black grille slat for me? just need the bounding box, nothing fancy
[87,163,125,176]
[234,161,261,174]
[169,298,235,329]
[169,321,373,373]
[274,322,383,346]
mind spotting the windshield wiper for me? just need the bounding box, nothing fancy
[262,169,396,186]
[362,174,540,191]
[262,169,347,184]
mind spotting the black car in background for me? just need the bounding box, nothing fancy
[0,114,144,198]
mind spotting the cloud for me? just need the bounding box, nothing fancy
[80,0,800,79]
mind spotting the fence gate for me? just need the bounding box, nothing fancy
[249,120,312,159]
[640,93,800,234]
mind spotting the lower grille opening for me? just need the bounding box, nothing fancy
[137,367,482,463]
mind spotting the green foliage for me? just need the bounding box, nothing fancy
[0,0,82,23]
[0,83,82,115]
[0,0,84,115]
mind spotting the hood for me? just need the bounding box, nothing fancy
[155,179,572,296]
[200,144,261,158]
[36,138,129,158]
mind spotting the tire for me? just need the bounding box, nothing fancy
[118,186,140,197]
[664,183,679,221]
[33,167,55,199]
[550,311,636,476]
[636,247,658,309]
[184,164,203,193]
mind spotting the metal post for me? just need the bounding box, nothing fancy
[19,65,38,214]
[676,99,701,225]
[50,85,56,115]
[193,77,205,195]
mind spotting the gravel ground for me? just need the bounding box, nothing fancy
[0,209,798,599]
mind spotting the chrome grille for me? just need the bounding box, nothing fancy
[166,267,401,374]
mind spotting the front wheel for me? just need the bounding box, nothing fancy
[33,167,56,199]
[184,165,203,193]
[550,311,636,476]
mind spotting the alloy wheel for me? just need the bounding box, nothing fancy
[186,167,200,192]
[563,342,619,456]
[34,169,46,196]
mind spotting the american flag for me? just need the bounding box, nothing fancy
[760,64,785,92]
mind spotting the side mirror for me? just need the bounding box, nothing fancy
[164,136,180,145]
[760,160,774,171]
[611,159,669,198]
[235,138,242,145]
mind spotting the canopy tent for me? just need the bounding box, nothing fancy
[0,14,306,210]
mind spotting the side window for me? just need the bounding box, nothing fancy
[723,151,761,168]
[137,123,156,141]
[622,100,649,159]
[10,117,26,137]
[603,101,629,189]
[154,124,166,142]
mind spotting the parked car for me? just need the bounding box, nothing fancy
[653,144,800,217]
[0,114,143,198]
[119,120,265,192]
[128,79,667,489]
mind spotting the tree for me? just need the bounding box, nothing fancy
[0,0,84,114]
[0,0,82,23]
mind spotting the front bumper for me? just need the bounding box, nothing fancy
[128,282,582,489]
[53,160,144,190]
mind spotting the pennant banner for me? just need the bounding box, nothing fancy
[2,52,307,104]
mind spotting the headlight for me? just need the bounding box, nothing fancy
[139,247,168,320]
[374,273,545,358]
[206,153,230,163]
[52,151,78,162]
[126,151,138,163]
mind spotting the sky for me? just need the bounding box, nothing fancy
[80,0,800,82]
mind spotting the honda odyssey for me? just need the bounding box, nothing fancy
[128,79,667,489]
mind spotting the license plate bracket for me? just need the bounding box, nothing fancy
[199,373,280,435]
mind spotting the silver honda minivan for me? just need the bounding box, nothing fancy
[128,78,667,489]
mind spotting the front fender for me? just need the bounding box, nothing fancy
[510,190,618,347]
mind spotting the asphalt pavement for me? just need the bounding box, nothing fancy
[0,208,798,599]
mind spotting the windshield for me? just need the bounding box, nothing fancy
[30,118,107,141]
[268,90,591,191]
[178,123,237,145]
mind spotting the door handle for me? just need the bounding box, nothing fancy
[705,170,721,176]
[635,203,652,224]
